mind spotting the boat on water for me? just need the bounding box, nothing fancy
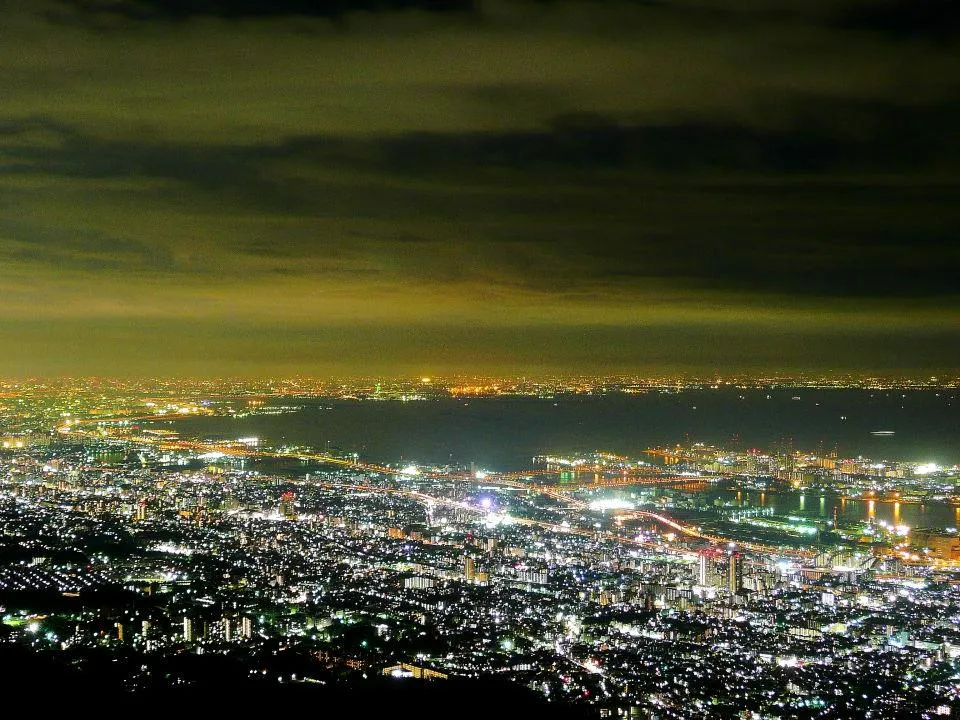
[870,430,895,436]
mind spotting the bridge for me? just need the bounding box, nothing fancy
[60,420,719,488]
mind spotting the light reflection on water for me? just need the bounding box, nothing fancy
[678,488,955,530]
[171,391,960,470]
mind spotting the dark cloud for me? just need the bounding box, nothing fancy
[0,218,176,272]
[48,0,960,48]
[52,0,960,30]
[835,0,960,41]
[4,112,958,299]
[59,0,474,21]
[0,0,957,376]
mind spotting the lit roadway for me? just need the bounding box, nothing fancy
[304,478,675,554]
[58,421,813,558]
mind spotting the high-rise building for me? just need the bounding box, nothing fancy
[241,616,253,639]
[698,553,710,586]
[728,553,743,594]
[183,617,194,642]
[464,555,476,582]
[280,491,297,521]
[517,569,549,585]
[404,575,436,590]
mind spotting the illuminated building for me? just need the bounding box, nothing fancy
[280,491,297,521]
[728,553,743,594]
[404,575,436,590]
[698,553,709,586]
[382,663,448,680]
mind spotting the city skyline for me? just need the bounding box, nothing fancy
[3,6,959,709]
[2,0,958,376]
[2,380,958,716]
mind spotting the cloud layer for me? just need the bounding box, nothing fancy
[1,0,957,375]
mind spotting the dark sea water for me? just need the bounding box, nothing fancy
[168,388,959,470]
[685,489,960,531]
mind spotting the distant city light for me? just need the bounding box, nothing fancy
[198,451,227,460]
[588,498,635,511]
[2,375,958,710]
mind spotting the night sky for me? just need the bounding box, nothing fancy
[1,0,958,377]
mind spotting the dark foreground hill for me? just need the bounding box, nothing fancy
[1,645,592,720]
